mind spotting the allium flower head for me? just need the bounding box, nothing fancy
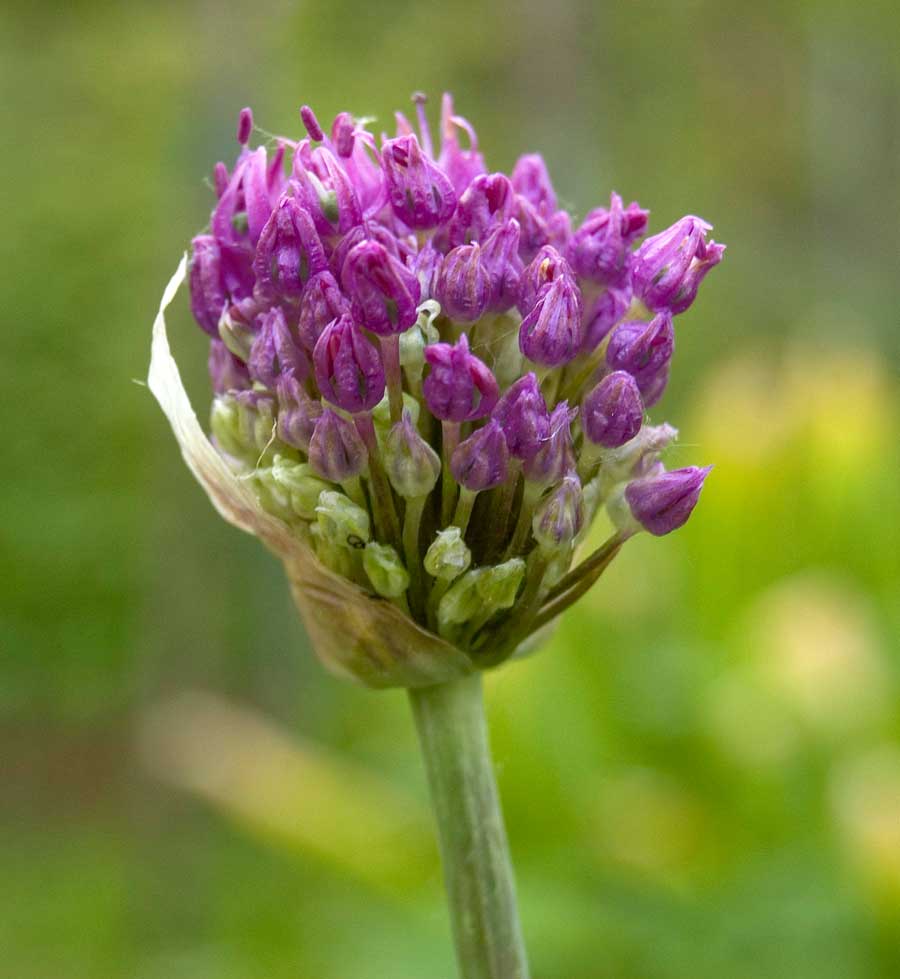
[152,94,723,688]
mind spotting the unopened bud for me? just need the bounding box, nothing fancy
[363,542,410,598]
[315,490,371,550]
[384,413,441,498]
[532,473,584,550]
[424,527,472,582]
[270,455,333,519]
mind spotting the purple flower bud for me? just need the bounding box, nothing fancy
[331,112,355,157]
[523,401,577,485]
[297,271,348,350]
[384,412,441,498]
[434,243,491,322]
[625,465,711,536]
[438,92,487,193]
[292,142,363,235]
[519,276,585,367]
[253,196,327,300]
[236,107,253,146]
[410,240,443,300]
[342,240,421,335]
[581,280,632,352]
[313,314,385,413]
[513,195,550,264]
[300,105,324,141]
[381,134,457,230]
[208,338,251,394]
[605,313,674,387]
[276,375,323,451]
[248,307,309,388]
[511,154,557,212]
[480,220,523,313]
[493,373,550,460]
[632,216,725,314]
[533,473,584,550]
[567,193,649,286]
[517,245,573,316]
[582,371,643,448]
[451,420,510,491]
[308,408,368,482]
[189,235,226,336]
[423,334,499,422]
[213,148,280,247]
[447,172,515,247]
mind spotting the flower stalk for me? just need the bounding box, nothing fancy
[409,674,530,979]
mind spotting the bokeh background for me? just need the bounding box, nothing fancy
[4,1,900,976]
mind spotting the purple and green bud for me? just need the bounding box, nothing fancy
[493,372,550,460]
[632,216,724,314]
[308,408,368,482]
[248,306,309,387]
[624,465,711,536]
[423,334,499,422]
[313,314,385,413]
[517,245,573,316]
[208,338,250,394]
[381,133,457,230]
[275,375,323,451]
[385,413,441,498]
[519,275,584,367]
[434,243,491,322]
[566,192,648,286]
[522,401,577,486]
[510,153,557,212]
[582,371,644,448]
[342,240,421,335]
[451,419,510,492]
[532,473,584,550]
[296,271,348,350]
[253,196,327,300]
[189,235,226,336]
[447,172,515,247]
[605,312,674,389]
[480,219,523,313]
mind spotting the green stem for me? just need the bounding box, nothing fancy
[403,494,427,619]
[380,334,404,425]
[409,674,530,979]
[441,421,462,527]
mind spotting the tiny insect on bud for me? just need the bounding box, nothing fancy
[316,490,371,550]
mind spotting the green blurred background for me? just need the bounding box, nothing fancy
[4,1,900,976]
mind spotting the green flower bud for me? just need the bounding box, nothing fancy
[315,490,370,550]
[251,467,295,521]
[372,391,420,440]
[384,413,441,499]
[476,558,526,611]
[363,542,410,598]
[438,568,486,630]
[424,527,472,582]
[400,300,441,373]
[218,307,254,361]
[310,522,357,579]
[437,558,525,634]
[210,394,245,458]
[270,455,333,519]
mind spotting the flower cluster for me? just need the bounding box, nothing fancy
[188,94,721,661]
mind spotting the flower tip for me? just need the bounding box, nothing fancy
[237,107,253,146]
[300,104,324,142]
